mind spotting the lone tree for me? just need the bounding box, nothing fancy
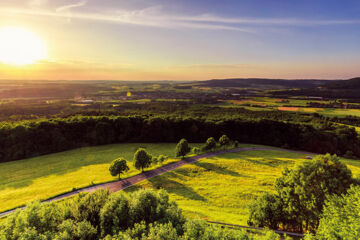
[133,148,152,172]
[203,137,217,151]
[248,154,355,232]
[175,138,191,158]
[109,158,129,179]
[219,134,230,147]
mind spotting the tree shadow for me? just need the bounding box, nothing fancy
[124,171,207,202]
[148,174,207,202]
[242,157,292,167]
[192,161,243,177]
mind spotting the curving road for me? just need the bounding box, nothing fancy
[0,147,310,218]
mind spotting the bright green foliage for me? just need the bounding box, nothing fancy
[192,147,201,154]
[157,155,167,165]
[70,189,110,228]
[247,193,283,229]
[175,139,191,158]
[133,148,152,172]
[313,185,360,240]
[109,158,129,179]
[248,154,355,232]
[219,134,231,146]
[0,189,191,240]
[203,137,217,151]
[100,193,131,236]
[108,219,259,240]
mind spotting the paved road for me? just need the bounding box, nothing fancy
[0,147,311,218]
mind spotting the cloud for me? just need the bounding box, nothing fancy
[56,1,87,12]
[2,3,360,32]
[0,6,253,32]
[176,14,360,26]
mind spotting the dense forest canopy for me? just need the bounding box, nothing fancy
[0,113,359,163]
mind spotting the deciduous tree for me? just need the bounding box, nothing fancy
[109,158,129,179]
[133,148,152,172]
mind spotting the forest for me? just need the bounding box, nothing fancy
[0,113,359,163]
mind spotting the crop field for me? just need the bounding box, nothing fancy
[126,149,360,225]
[278,107,360,118]
[0,143,203,213]
[220,97,360,118]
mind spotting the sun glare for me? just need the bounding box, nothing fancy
[0,27,46,65]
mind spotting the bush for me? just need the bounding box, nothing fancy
[192,147,201,154]
[157,155,167,165]
[219,134,231,146]
[203,137,217,151]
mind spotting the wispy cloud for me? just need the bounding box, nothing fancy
[176,14,360,26]
[56,1,87,12]
[0,5,253,32]
[2,3,360,32]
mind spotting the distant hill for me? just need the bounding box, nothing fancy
[271,77,360,99]
[193,78,330,89]
[323,77,360,89]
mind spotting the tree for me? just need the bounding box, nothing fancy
[219,134,230,147]
[109,158,129,179]
[100,193,130,236]
[175,139,191,158]
[133,148,152,172]
[203,137,216,151]
[248,193,284,229]
[312,185,360,240]
[248,154,355,232]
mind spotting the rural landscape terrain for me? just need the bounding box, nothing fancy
[1,77,360,239]
[1,0,360,239]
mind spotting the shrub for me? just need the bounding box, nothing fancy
[192,147,201,154]
[203,137,217,151]
[219,134,231,146]
[175,139,191,158]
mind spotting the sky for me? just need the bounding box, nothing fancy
[1,0,360,80]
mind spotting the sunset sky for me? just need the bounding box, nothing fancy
[1,0,360,80]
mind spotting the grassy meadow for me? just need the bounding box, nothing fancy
[0,143,203,213]
[126,149,360,225]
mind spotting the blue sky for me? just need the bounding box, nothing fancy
[0,0,360,80]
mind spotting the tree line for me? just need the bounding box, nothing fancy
[0,188,283,240]
[0,115,359,163]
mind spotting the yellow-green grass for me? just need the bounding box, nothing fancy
[0,143,204,213]
[279,107,360,118]
[125,149,360,225]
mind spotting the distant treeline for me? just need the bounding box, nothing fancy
[0,115,359,163]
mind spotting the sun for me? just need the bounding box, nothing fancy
[0,27,46,65]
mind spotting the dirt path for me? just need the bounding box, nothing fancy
[0,147,311,218]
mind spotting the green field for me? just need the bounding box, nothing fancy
[219,97,360,118]
[0,143,203,213]
[126,149,360,225]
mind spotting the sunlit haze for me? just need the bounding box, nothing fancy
[0,0,360,80]
[0,27,46,65]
